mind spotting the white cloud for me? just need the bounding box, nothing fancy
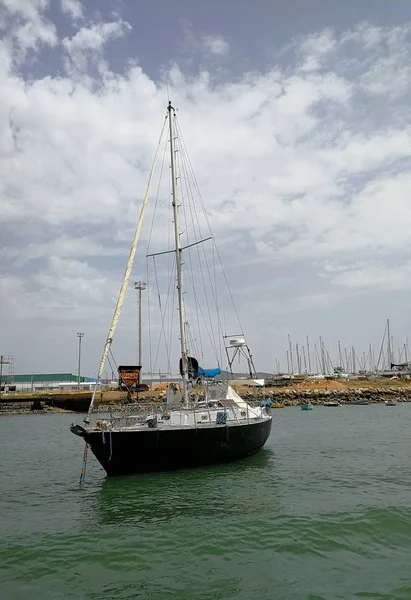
[14,18,57,54]
[60,0,83,21]
[0,0,57,57]
[2,11,411,371]
[297,28,337,72]
[62,19,131,71]
[63,20,131,55]
[0,0,49,21]
[3,236,126,266]
[330,262,411,292]
[178,26,229,59]
[201,34,229,56]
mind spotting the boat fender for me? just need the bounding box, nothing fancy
[260,399,272,408]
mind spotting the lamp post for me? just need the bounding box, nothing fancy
[77,332,84,390]
[134,281,146,367]
[0,355,10,399]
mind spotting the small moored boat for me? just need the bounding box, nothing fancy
[345,400,369,405]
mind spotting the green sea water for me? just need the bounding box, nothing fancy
[1,406,411,600]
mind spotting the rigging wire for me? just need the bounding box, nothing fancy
[175,120,232,350]
[174,135,205,360]
[175,127,210,360]
[174,117,224,364]
[146,258,153,375]
[142,108,252,376]
[177,122,215,345]
[152,256,175,375]
[107,353,116,383]
[175,118,244,335]
[145,118,168,375]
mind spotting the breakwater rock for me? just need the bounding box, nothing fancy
[261,386,411,406]
[0,401,73,415]
[2,385,411,414]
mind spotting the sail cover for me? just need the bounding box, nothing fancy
[198,367,221,378]
[180,357,221,380]
[180,356,199,379]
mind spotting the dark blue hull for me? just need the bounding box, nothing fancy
[72,419,272,476]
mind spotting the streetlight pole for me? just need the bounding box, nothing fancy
[134,282,146,367]
[0,355,10,399]
[77,333,84,390]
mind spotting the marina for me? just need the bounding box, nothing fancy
[2,0,411,597]
[2,378,411,415]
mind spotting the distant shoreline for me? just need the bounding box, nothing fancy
[1,378,411,414]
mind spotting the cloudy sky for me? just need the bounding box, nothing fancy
[1,0,411,377]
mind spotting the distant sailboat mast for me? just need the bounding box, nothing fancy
[338,340,343,371]
[288,334,294,374]
[319,336,326,375]
[387,318,392,368]
[306,335,312,373]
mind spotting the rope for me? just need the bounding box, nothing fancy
[106,406,113,461]
[108,429,113,462]
[79,442,89,486]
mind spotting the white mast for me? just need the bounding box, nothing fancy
[306,335,312,373]
[319,336,326,375]
[296,343,301,374]
[338,340,343,371]
[387,318,392,368]
[288,334,294,374]
[168,102,189,406]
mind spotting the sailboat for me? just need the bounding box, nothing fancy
[70,102,272,476]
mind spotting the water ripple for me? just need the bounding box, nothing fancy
[1,410,411,599]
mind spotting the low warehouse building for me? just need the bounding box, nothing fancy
[7,373,96,392]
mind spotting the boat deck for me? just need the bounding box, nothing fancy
[89,400,270,433]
